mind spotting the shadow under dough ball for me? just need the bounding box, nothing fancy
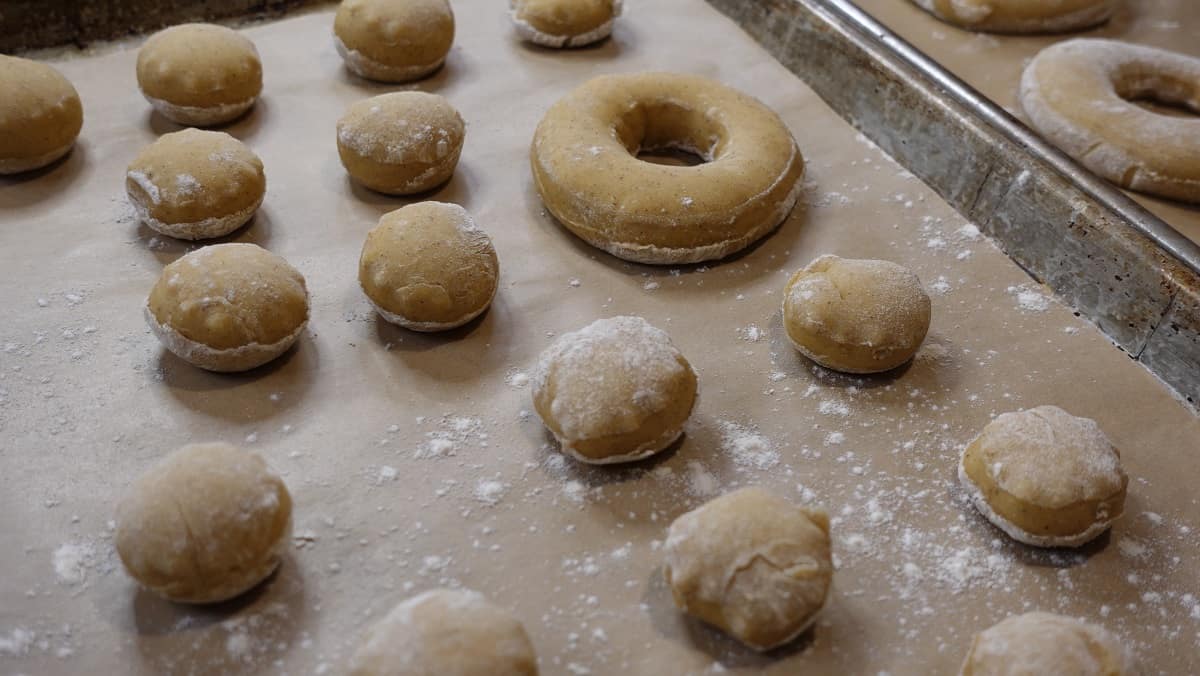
[510,0,622,48]
[334,0,455,83]
[959,612,1134,675]
[136,23,263,126]
[0,55,83,174]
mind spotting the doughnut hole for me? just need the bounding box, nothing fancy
[1112,66,1200,119]
[615,101,728,166]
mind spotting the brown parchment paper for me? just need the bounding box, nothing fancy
[855,0,1200,246]
[1,1,1198,674]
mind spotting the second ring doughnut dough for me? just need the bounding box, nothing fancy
[909,0,1115,33]
[136,24,262,126]
[126,129,266,240]
[664,487,833,651]
[337,91,466,195]
[510,0,622,48]
[533,316,697,464]
[334,0,455,83]
[0,55,83,174]
[960,612,1133,675]
[783,255,931,374]
[1021,39,1200,204]
[359,202,499,331]
[959,405,1128,548]
[531,72,804,264]
[145,243,310,372]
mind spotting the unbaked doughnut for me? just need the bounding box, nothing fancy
[337,91,465,195]
[909,0,1115,33]
[959,405,1127,548]
[334,0,455,83]
[145,243,310,372]
[0,55,83,174]
[510,0,622,48]
[348,589,538,675]
[783,255,931,374]
[533,316,697,464]
[136,24,262,126]
[115,442,292,603]
[359,202,499,331]
[1021,39,1200,203]
[531,72,804,264]
[664,487,833,651]
[960,612,1133,675]
[126,129,266,240]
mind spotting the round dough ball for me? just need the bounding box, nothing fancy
[334,0,455,83]
[126,128,266,240]
[783,254,931,374]
[664,487,833,651]
[136,23,263,126]
[960,612,1133,675]
[533,316,697,464]
[348,589,538,676]
[145,243,310,372]
[0,55,83,174]
[959,405,1127,548]
[115,442,292,603]
[359,202,499,331]
[337,91,465,195]
[510,0,621,48]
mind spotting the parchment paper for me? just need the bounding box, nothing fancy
[1,1,1198,674]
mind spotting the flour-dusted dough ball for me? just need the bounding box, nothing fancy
[136,23,263,126]
[348,589,538,676]
[783,255,931,374]
[959,405,1127,548]
[533,316,697,464]
[126,129,266,240]
[664,487,833,651]
[334,0,455,82]
[359,202,498,331]
[0,55,83,174]
[115,443,292,603]
[960,612,1134,675]
[337,91,465,195]
[510,0,622,48]
[145,243,310,372]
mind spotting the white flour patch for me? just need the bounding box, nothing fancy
[1007,285,1051,313]
[53,541,94,585]
[717,420,780,470]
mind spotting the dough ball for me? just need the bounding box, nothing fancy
[664,487,833,651]
[960,612,1133,675]
[337,91,465,195]
[359,202,499,331]
[510,0,621,48]
[145,243,310,372]
[115,442,292,603]
[136,23,262,126]
[334,0,455,83]
[533,316,697,464]
[783,254,931,374]
[126,128,266,240]
[348,589,538,676]
[959,405,1127,548]
[0,55,83,174]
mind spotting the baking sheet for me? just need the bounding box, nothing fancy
[855,0,1200,246]
[1,1,1199,674]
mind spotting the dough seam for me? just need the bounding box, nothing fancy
[132,196,262,241]
[333,35,445,82]
[0,142,74,175]
[144,94,256,127]
[510,0,623,48]
[144,304,306,373]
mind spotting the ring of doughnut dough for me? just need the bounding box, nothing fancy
[909,0,1115,34]
[144,306,306,374]
[531,72,804,265]
[1020,39,1200,204]
[510,0,623,48]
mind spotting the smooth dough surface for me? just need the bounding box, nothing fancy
[145,243,310,372]
[1020,39,1200,204]
[533,316,697,464]
[359,202,499,331]
[348,589,538,676]
[959,405,1127,548]
[337,91,465,195]
[664,487,833,651]
[783,255,931,374]
[334,0,455,82]
[531,72,804,264]
[0,55,83,174]
[115,442,292,604]
[510,0,622,48]
[910,0,1115,33]
[126,128,266,240]
[960,612,1133,675]
[136,23,262,126]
